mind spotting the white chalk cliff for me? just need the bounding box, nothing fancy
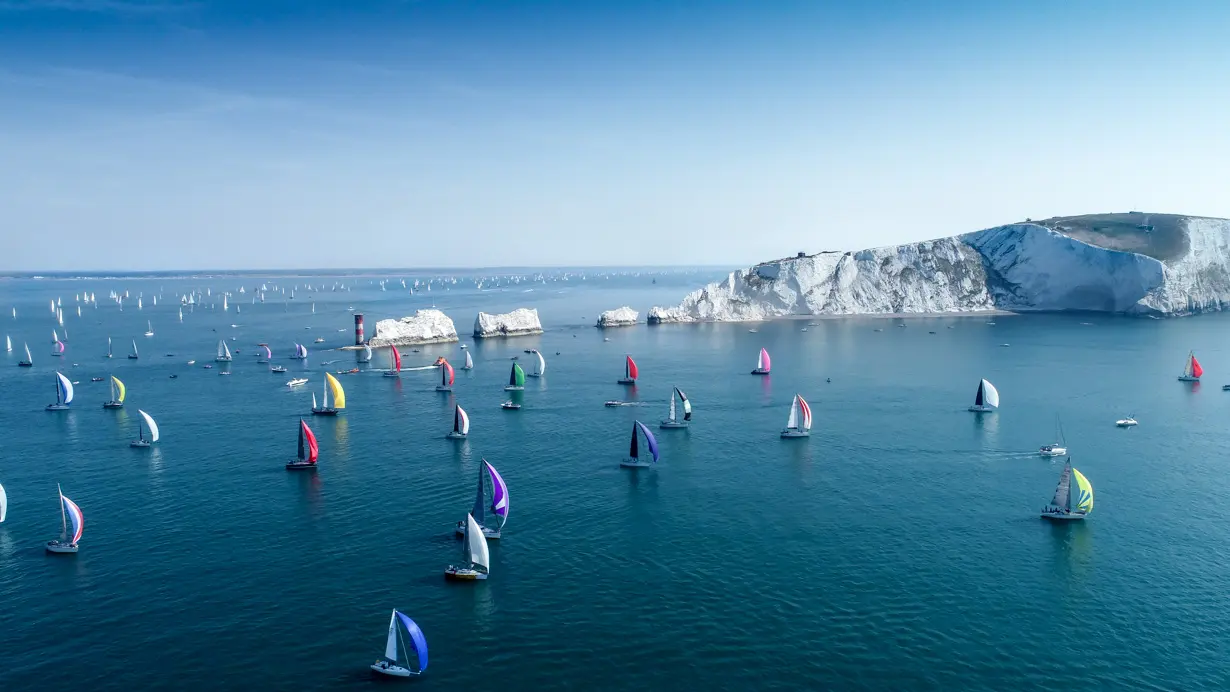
[649,214,1230,321]
[368,309,459,346]
[473,308,544,338]
[596,307,639,328]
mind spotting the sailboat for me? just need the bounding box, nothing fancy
[1041,459,1094,521]
[359,343,373,363]
[384,345,402,377]
[144,320,154,337]
[454,459,509,538]
[1178,350,1202,381]
[447,404,470,439]
[312,373,346,416]
[18,343,32,367]
[51,339,65,357]
[216,339,232,362]
[621,420,660,467]
[751,347,771,375]
[617,355,638,385]
[46,484,84,553]
[528,349,545,377]
[780,393,812,438]
[258,344,272,364]
[292,343,308,360]
[46,372,74,410]
[436,358,455,392]
[0,482,6,523]
[130,409,160,448]
[461,350,473,370]
[503,362,526,391]
[4,335,10,352]
[178,307,183,323]
[1039,416,1067,456]
[285,419,319,470]
[103,375,126,409]
[128,340,139,360]
[968,379,999,412]
[222,294,228,311]
[370,610,428,678]
[659,387,692,429]
[106,336,113,358]
[444,513,490,580]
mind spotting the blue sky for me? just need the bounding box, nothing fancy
[2,0,1229,270]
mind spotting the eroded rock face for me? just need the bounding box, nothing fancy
[649,215,1230,321]
[473,308,544,338]
[596,306,639,328]
[368,309,459,346]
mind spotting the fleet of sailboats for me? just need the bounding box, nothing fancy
[130,409,160,448]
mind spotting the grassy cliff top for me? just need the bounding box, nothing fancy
[1029,213,1207,262]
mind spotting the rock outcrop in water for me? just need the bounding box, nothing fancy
[649,214,1230,321]
[368,309,459,346]
[473,308,544,338]
[596,306,639,328]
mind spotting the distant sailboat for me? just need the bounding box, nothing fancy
[103,375,126,409]
[130,409,160,448]
[370,609,428,678]
[1039,415,1067,457]
[128,340,139,360]
[222,294,229,311]
[0,482,6,523]
[178,308,184,323]
[751,347,771,375]
[447,404,470,439]
[1041,459,1094,521]
[286,419,319,470]
[46,371,74,410]
[144,320,154,337]
[444,513,490,580]
[503,362,525,391]
[968,379,999,412]
[106,336,113,359]
[51,339,64,357]
[780,394,812,438]
[617,355,638,385]
[528,350,545,377]
[454,459,509,538]
[216,340,232,362]
[384,345,402,377]
[436,358,455,392]
[359,343,373,363]
[312,372,345,416]
[46,484,84,553]
[292,344,308,360]
[659,387,692,429]
[1178,350,1202,381]
[461,350,473,370]
[257,344,272,364]
[4,335,10,352]
[18,343,32,367]
[621,420,659,467]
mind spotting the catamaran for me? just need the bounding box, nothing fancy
[46,484,84,553]
[445,513,490,580]
[384,345,402,377]
[371,609,428,678]
[312,372,346,416]
[144,320,154,337]
[781,394,812,438]
[528,349,545,377]
[436,358,455,392]
[968,379,999,412]
[504,362,525,391]
[258,344,272,364]
[130,409,160,448]
[751,347,771,375]
[128,340,139,360]
[447,404,470,439]
[617,355,638,385]
[216,340,232,362]
[19,343,32,367]
[1039,415,1067,456]
[461,350,473,370]
[46,372,74,411]
[660,387,692,429]
[455,459,509,539]
[1041,459,1094,521]
[286,419,319,470]
[621,420,660,467]
[1178,350,1202,381]
[103,375,126,409]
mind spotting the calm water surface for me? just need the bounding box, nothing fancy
[2,274,1229,690]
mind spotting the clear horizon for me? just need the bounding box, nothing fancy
[4,0,1229,271]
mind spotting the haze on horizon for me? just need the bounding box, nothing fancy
[2,0,1228,272]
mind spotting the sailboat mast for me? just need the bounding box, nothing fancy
[298,423,305,461]
[57,484,67,540]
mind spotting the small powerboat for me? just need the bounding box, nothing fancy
[271,365,287,373]
[1116,416,1138,427]
[287,378,309,387]
[604,400,624,407]
[91,377,104,382]
[501,401,520,410]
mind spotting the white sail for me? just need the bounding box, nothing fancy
[786,396,799,429]
[312,392,319,409]
[56,371,74,404]
[980,379,1000,408]
[5,335,10,352]
[131,340,138,357]
[24,343,32,362]
[535,350,546,375]
[363,344,373,361]
[668,392,676,422]
[138,409,160,442]
[179,308,183,322]
[223,295,229,311]
[464,351,473,369]
[0,482,7,523]
[384,610,399,661]
[457,406,471,435]
[466,513,490,572]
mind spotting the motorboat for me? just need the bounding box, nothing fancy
[1039,415,1067,457]
[287,378,309,387]
[271,365,287,373]
[501,401,520,410]
[1116,416,1138,427]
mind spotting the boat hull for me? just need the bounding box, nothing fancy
[445,567,488,580]
[436,386,452,392]
[310,409,339,416]
[18,362,32,367]
[127,355,139,360]
[1041,511,1087,521]
[1039,447,1067,457]
[1178,376,1199,382]
[445,432,467,440]
[617,378,636,385]
[45,404,70,411]
[968,405,995,413]
[130,440,151,448]
[383,372,401,378]
[780,430,809,438]
[751,369,769,375]
[215,357,232,363]
[659,421,689,429]
[620,459,653,467]
[46,541,78,553]
[501,404,520,410]
[455,525,500,539]
[102,402,124,409]
[371,663,416,678]
[285,461,317,470]
[503,386,523,391]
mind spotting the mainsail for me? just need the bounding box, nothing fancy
[1051,462,1073,510]
[465,514,490,572]
[464,350,473,369]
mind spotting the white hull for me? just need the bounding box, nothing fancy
[455,525,500,539]
[968,405,995,413]
[444,567,488,580]
[46,541,78,553]
[1116,420,1138,427]
[130,440,151,448]
[620,459,653,467]
[371,663,416,677]
[45,404,70,411]
[1039,446,1067,457]
[216,357,232,362]
[659,421,689,429]
[446,432,467,439]
[503,385,523,391]
[1178,376,1199,382]
[1041,510,1087,521]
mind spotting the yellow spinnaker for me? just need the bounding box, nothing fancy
[1073,468,1094,514]
[111,375,126,403]
[326,372,345,410]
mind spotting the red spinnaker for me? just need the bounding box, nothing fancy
[1193,355,1204,378]
[444,360,455,385]
[626,356,638,380]
[391,346,402,372]
[302,420,319,464]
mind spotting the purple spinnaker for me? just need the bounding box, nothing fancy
[636,421,659,463]
[485,460,509,519]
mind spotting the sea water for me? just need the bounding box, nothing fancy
[1,273,1229,690]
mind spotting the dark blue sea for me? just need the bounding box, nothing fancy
[2,271,1229,690]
